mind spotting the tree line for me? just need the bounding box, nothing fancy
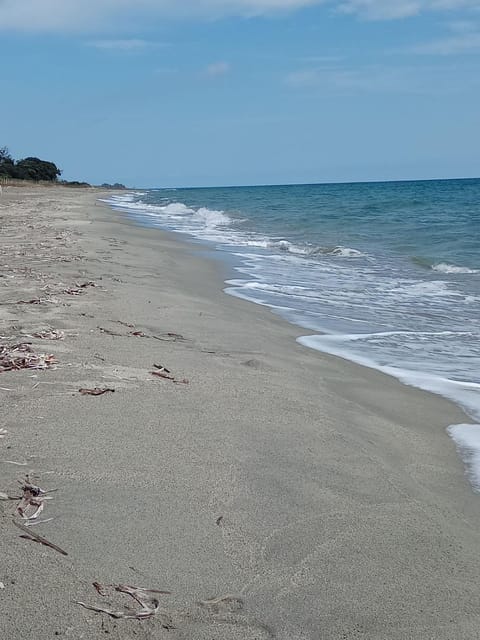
[0,146,62,182]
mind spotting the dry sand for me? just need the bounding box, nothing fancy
[1,185,480,639]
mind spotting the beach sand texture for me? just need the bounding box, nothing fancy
[1,186,480,639]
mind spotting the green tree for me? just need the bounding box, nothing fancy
[14,157,62,182]
[0,146,15,177]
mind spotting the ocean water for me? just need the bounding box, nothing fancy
[103,179,480,489]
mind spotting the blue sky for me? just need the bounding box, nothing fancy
[1,0,479,187]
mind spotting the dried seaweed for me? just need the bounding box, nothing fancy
[15,480,51,520]
[198,594,243,612]
[79,388,115,396]
[93,582,108,596]
[63,287,83,296]
[152,332,185,342]
[97,327,122,336]
[0,344,57,373]
[12,518,68,556]
[24,517,54,527]
[16,493,45,520]
[76,583,171,620]
[151,367,189,384]
[151,371,175,381]
[11,477,67,555]
[16,297,60,305]
[30,329,65,340]
[7,343,32,352]
[153,364,171,373]
[16,298,42,305]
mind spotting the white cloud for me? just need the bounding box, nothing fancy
[0,0,478,30]
[338,0,422,19]
[204,61,231,76]
[0,0,322,30]
[338,0,480,20]
[407,18,480,53]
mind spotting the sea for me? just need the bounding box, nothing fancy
[103,178,480,490]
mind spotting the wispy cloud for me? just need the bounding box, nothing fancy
[285,62,479,93]
[408,20,480,54]
[285,65,399,91]
[204,61,231,77]
[0,0,323,31]
[0,0,479,31]
[410,32,480,54]
[338,0,422,20]
[338,1,480,21]
[87,39,162,51]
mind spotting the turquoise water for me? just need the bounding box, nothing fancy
[104,178,480,488]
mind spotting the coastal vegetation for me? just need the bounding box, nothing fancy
[0,147,61,182]
[101,182,126,189]
[0,147,126,188]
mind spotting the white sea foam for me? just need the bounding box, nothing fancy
[103,195,370,262]
[448,424,480,490]
[240,240,366,259]
[227,280,311,297]
[102,195,232,237]
[432,262,478,274]
[162,202,195,215]
[327,246,366,257]
[193,207,231,227]
[387,280,458,297]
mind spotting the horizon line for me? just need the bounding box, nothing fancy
[128,175,480,191]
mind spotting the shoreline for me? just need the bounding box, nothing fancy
[106,195,473,427]
[109,191,480,489]
[1,185,480,639]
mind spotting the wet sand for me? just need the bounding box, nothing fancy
[1,185,479,639]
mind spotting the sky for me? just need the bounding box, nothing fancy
[0,0,479,187]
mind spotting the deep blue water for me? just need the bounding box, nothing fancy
[103,178,480,488]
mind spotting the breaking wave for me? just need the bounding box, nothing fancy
[432,263,478,275]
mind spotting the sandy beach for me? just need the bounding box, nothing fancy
[1,185,480,639]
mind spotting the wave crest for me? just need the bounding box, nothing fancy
[432,263,478,274]
[327,246,366,258]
